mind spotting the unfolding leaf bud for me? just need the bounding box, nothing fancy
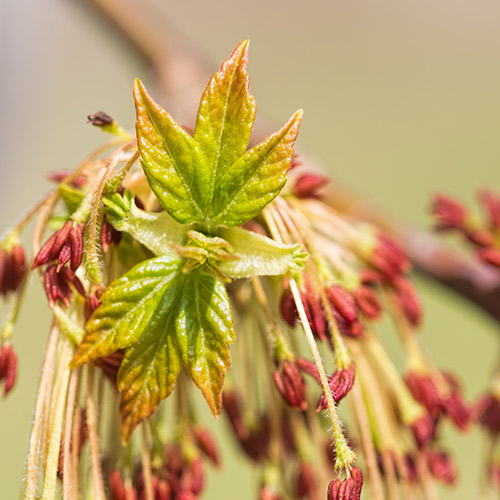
[392,277,422,327]
[0,245,26,297]
[475,392,500,436]
[317,365,355,411]
[426,449,457,484]
[478,189,500,230]
[0,342,17,396]
[431,193,468,231]
[327,466,363,500]
[293,173,329,199]
[272,359,308,411]
[33,221,84,272]
[409,413,435,448]
[193,427,220,467]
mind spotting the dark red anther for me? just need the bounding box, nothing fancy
[293,173,329,199]
[317,365,355,411]
[405,372,442,417]
[331,307,364,339]
[222,389,247,440]
[124,485,138,500]
[327,467,363,500]
[371,234,409,281]
[426,449,457,484]
[431,193,468,231]
[352,286,381,319]
[273,359,308,411]
[69,224,84,271]
[325,285,358,325]
[475,393,500,436]
[193,427,220,467]
[0,343,17,396]
[392,277,422,327]
[409,413,435,448]
[109,469,126,500]
[295,462,319,500]
[280,290,297,327]
[56,242,71,272]
[259,485,283,500]
[442,391,471,431]
[87,111,114,127]
[101,216,122,253]
[303,276,327,341]
[95,350,124,385]
[47,170,87,188]
[181,458,204,495]
[296,357,320,383]
[43,264,85,307]
[479,189,500,230]
[477,247,500,268]
[10,245,26,291]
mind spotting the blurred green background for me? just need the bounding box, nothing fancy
[1,0,499,498]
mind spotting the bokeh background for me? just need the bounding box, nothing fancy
[1,0,500,498]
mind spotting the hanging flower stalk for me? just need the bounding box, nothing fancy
[0,40,474,500]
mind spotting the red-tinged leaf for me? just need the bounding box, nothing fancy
[194,40,256,192]
[175,269,234,417]
[210,109,303,227]
[134,79,211,223]
[71,254,183,367]
[117,309,182,442]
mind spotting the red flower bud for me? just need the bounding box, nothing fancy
[293,173,329,199]
[101,216,122,253]
[109,469,126,500]
[43,265,85,307]
[442,392,471,431]
[0,245,26,297]
[352,286,382,319]
[273,359,308,411]
[280,290,297,327]
[325,285,358,325]
[371,234,409,281]
[295,462,320,499]
[476,247,500,268]
[95,350,124,385]
[405,372,441,417]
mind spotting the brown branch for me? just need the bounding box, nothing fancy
[80,0,500,326]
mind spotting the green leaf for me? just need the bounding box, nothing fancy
[210,109,303,227]
[117,309,181,442]
[134,79,211,223]
[104,192,186,257]
[71,254,183,366]
[218,226,307,278]
[176,269,234,417]
[194,40,256,193]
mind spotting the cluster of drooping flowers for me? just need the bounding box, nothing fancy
[432,190,500,498]
[0,41,477,500]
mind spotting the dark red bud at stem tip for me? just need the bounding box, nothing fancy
[475,393,500,436]
[87,111,114,127]
[477,247,500,268]
[392,277,422,327]
[273,360,308,411]
[194,428,220,467]
[316,365,355,411]
[0,343,17,396]
[478,189,500,230]
[410,413,435,448]
[431,193,468,230]
[426,450,457,484]
[326,285,358,324]
[327,467,363,500]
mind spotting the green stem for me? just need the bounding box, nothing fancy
[42,336,73,500]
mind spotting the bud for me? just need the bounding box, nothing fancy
[431,193,467,231]
[440,372,471,431]
[101,216,122,253]
[109,469,126,500]
[405,372,441,417]
[273,359,308,411]
[476,247,500,269]
[95,350,124,385]
[325,285,358,325]
[0,342,17,396]
[293,173,329,199]
[317,365,356,411]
